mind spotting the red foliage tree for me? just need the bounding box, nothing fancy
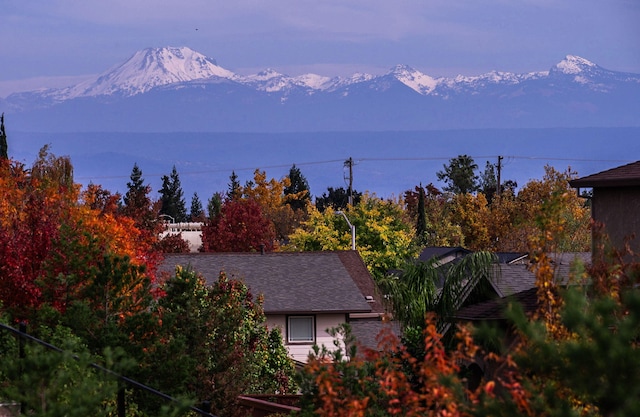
[201,198,275,252]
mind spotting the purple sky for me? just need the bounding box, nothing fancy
[1,0,639,97]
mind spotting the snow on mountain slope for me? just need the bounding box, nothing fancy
[548,54,640,91]
[553,55,598,75]
[60,46,237,98]
[6,47,640,109]
[389,64,440,94]
[244,69,336,93]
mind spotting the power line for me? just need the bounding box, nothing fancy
[75,155,634,181]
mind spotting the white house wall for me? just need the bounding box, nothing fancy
[266,313,348,363]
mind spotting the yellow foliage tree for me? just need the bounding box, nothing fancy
[449,192,491,251]
[285,193,416,280]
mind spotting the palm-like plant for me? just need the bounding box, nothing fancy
[379,251,497,333]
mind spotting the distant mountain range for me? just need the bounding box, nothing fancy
[2,46,639,132]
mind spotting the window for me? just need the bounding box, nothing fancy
[287,315,315,343]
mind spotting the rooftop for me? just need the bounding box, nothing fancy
[159,251,379,315]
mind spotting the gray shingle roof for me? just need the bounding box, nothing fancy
[453,288,539,321]
[418,246,471,262]
[491,252,590,297]
[159,251,375,315]
[570,160,640,188]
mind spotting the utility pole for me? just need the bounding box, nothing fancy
[344,157,354,207]
[496,155,503,196]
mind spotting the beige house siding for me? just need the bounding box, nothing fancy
[267,313,348,363]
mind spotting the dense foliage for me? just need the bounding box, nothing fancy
[297,250,640,417]
[0,132,602,416]
[0,149,297,416]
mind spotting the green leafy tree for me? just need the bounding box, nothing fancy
[315,186,362,212]
[150,267,297,417]
[284,164,311,211]
[436,154,479,194]
[189,192,204,222]
[0,113,7,159]
[287,193,416,280]
[159,165,187,223]
[502,287,640,417]
[0,326,126,417]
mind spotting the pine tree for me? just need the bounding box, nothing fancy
[436,154,479,194]
[0,113,7,159]
[121,163,157,232]
[284,164,310,211]
[207,192,223,220]
[227,170,241,200]
[159,165,187,222]
[479,160,498,202]
[189,192,204,222]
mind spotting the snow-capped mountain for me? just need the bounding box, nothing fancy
[3,47,639,132]
[61,46,237,98]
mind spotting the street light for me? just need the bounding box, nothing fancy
[335,210,356,250]
[158,214,175,223]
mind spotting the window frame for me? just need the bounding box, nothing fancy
[286,315,316,344]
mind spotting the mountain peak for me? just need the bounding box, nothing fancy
[552,55,597,74]
[65,46,236,98]
[387,64,438,94]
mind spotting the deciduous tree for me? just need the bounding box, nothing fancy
[201,198,276,252]
[315,187,362,212]
[150,267,297,416]
[287,194,416,280]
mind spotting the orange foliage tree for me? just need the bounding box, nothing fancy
[0,148,160,320]
[241,168,302,243]
[297,316,537,417]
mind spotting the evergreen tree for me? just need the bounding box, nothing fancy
[479,160,498,202]
[207,192,223,220]
[189,192,204,221]
[416,184,428,245]
[227,170,241,200]
[0,113,7,159]
[121,163,157,232]
[284,164,310,211]
[436,154,479,194]
[159,165,187,222]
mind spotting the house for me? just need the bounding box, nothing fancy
[415,247,589,328]
[453,251,591,323]
[159,221,203,252]
[418,246,471,266]
[159,250,389,363]
[569,160,640,257]
[415,247,532,318]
